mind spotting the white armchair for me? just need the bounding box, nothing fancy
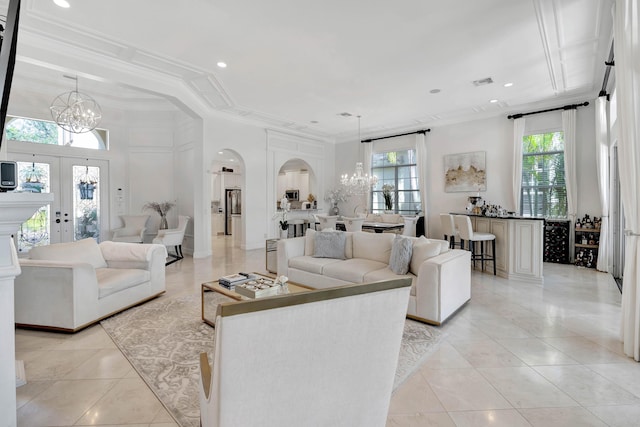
[152,215,190,265]
[199,278,411,427]
[112,215,150,243]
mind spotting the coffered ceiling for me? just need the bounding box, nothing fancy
[3,0,614,141]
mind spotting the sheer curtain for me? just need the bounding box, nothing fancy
[563,109,578,261]
[615,0,640,361]
[363,141,373,213]
[512,118,525,212]
[415,132,428,235]
[595,96,611,272]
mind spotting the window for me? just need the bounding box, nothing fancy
[5,116,108,150]
[521,131,567,218]
[371,149,421,214]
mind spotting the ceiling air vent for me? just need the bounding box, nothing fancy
[472,77,494,86]
[338,112,353,117]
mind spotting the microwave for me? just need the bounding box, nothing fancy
[285,189,299,201]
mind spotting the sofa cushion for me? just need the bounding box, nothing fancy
[29,238,107,269]
[289,256,342,275]
[363,268,417,296]
[313,231,347,259]
[352,231,395,263]
[96,268,150,298]
[323,258,388,283]
[389,235,413,274]
[410,240,443,275]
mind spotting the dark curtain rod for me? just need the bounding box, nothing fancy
[599,41,615,98]
[361,128,430,143]
[507,101,589,120]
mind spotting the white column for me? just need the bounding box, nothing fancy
[0,193,53,427]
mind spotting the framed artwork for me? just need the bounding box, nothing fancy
[444,151,486,192]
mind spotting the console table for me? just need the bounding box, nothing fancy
[453,213,545,283]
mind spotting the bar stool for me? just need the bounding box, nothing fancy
[439,213,460,249]
[290,219,306,237]
[454,215,496,275]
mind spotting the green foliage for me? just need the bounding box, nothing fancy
[6,118,58,145]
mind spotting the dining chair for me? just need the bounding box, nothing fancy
[316,215,338,231]
[402,216,418,237]
[342,216,364,232]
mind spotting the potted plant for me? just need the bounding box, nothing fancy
[78,177,97,200]
[382,184,394,212]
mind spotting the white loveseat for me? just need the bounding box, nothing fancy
[14,238,167,332]
[277,230,471,325]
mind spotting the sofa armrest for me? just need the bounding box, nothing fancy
[15,260,100,329]
[413,249,471,323]
[277,237,305,277]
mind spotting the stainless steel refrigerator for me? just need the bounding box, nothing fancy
[225,189,241,235]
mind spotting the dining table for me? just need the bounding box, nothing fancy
[335,220,404,233]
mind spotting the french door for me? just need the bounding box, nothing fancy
[11,153,109,253]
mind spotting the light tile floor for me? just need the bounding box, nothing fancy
[14,236,639,427]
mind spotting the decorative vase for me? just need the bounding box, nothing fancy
[331,202,339,216]
[280,229,288,239]
[159,215,168,230]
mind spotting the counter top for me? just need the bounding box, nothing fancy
[451,212,546,221]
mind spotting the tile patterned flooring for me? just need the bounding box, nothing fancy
[14,236,640,426]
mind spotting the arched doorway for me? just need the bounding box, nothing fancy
[211,149,245,246]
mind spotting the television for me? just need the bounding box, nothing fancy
[0,0,20,151]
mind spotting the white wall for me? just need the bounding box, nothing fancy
[335,103,601,239]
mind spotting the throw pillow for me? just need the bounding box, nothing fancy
[389,235,413,275]
[410,240,442,275]
[313,231,346,260]
[29,238,108,269]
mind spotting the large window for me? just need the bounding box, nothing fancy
[371,149,421,214]
[521,131,567,218]
[6,116,108,150]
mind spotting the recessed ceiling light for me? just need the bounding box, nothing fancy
[504,82,513,87]
[217,62,227,68]
[429,89,441,94]
[53,0,70,8]
[229,159,235,162]
[489,99,499,103]
[218,151,224,155]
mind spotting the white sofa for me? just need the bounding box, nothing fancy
[14,238,167,332]
[277,230,471,325]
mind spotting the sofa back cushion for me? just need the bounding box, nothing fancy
[381,213,402,224]
[352,232,395,264]
[29,238,107,269]
[410,240,443,275]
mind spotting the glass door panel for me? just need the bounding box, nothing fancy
[16,161,52,252]
[73,165,101,240]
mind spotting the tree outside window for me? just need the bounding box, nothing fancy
[520,131,567,218]
[371,149,421,214]
[5,116,108,150]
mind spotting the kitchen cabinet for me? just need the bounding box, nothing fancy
[212,213,225,235]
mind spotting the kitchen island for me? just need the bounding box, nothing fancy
[453,213,545,283]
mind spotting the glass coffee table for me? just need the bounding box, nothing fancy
[201,273,313,327]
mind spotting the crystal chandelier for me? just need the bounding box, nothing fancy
[50,76,102,134]
[341,162,378,195]
[340,116,378,195]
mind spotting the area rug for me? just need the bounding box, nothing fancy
[101,292,444,427]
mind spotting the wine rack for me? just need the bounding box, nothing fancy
[544,219,570,264]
